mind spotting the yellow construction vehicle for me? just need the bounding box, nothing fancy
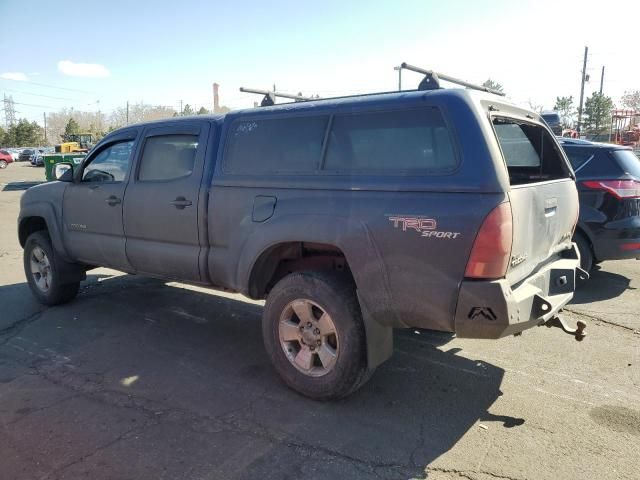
[55,133,94,153]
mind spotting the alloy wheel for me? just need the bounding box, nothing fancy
[278,299,339,377]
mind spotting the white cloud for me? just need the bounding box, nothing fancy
[57,60,110,78]
[0,72,28,81]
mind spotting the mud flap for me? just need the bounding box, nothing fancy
[357,292,393,369]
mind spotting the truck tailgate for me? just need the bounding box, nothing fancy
[507,179,578,285]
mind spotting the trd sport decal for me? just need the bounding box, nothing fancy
[387,215,461,239]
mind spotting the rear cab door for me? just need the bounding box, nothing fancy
[123,121,211,282]
[488,107,578,285]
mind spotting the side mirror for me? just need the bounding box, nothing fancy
[54,162,74,182]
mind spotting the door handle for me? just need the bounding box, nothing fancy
[170,197,192,209]
[105,195,121,206]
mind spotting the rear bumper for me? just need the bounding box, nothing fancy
[592,234,640,261]
[454,245,580,339]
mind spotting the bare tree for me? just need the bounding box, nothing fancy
[109,103,177,128]
[527,99,544,114]
[621,91,640,125]
[482,79,504,94]
[621,90,640,111]
[44,109,107,145]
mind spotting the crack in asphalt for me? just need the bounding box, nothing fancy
[409,411,428,468]
[564,308,639,333]
[0,309,46,346]
[427,466,526,480]
[3,390,79,427]
[42,421,156,480]
[18,362,416,479]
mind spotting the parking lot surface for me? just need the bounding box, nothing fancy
[1,163,639,480]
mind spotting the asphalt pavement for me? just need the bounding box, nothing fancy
[1,163,638,480]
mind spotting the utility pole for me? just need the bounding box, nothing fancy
[577,46,588,134]
[43,112,47,143]
[179,99,183,116]
[599,66,605,95]
[394,66,402,91]
[126,101,129,124]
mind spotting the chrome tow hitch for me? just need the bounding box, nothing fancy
[546,315,586,341]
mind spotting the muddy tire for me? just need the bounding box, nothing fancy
[24,231,80,306]
[262,271,371,400]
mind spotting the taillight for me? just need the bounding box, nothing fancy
[582,180,640,199]
[465,202,513,279]
[620,242,640,251]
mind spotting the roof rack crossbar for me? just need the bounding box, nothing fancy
[400,63,506,96]
[239,87,317,107]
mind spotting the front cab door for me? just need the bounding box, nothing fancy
[62,132,138,270]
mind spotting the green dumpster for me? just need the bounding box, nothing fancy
[44,153,86,181]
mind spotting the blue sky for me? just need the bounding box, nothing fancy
[1,0,639,123]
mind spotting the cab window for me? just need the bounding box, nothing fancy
[323,107,457,173]
[138,135,199,181]
[82,140,134,183]
[493,118,570,185]
[224,116,329,174]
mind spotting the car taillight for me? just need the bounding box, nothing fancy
[582,180,640,199]
[465,202,513,279]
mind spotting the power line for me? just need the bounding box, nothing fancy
[1,88,73,101]
[0,77,97,94]
[11,100,56,109]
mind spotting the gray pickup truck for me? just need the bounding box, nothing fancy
[18,69,586,399]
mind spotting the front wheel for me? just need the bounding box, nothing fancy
[24,231,80,305]
[0,160,7,169]
[262,271,371,400]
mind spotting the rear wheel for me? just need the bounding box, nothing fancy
[24,231,80,305]
[574,232,593,273]
[0,160,7,169]
[262,271,370,400]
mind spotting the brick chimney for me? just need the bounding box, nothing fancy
[213,83,220,113]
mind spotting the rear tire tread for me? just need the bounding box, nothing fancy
[262,271,372,400]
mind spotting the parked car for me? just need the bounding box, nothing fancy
[18,148,38,163]
[6,148,21,161]
[559,138,640,271]
[31,153,44,166]
[19,81,582,399]
[0,149,13,168]
[541,111,563,136]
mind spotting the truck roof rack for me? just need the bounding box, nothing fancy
[239,63,504,108]
[400,63,506,96]
[239,87,318,107]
